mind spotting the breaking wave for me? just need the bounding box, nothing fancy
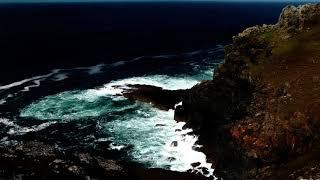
[0,46,225,178]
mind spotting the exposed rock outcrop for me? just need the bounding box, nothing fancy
[277,4,320,34]
[8,3,316,180]
[122,84,187,111]
[118,4,320,179]
[173,3,320,179]
[0,138,210,180]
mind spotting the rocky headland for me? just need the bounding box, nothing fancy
[1,3,320,180]
[125,3,320,179]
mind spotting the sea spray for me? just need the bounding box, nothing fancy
[20,74,215,177]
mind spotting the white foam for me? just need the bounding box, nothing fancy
[87,64,105,75]
[0,70,59,91]
[164,129,214,177]
[0,139,18,146]
[19,73,215,177]
[111,61,126,67]
[0,118,56,136]
[53,73,68,81]
[109,143,126,151]
[95,137,112,142]
[153,55,175,58]
[0,63,103,92]
[95,76,215,177]
[15,46,225,178]
[7,121,55,136]
[185,50,203,56]
[91,75,200,98]
[0,93,14,105]
[104,106,215,177]
[174,101,182,109]
[0,137,8,142]
[0,63,102,93]
[0,76,42,90]
[157,110,214,177]
[0,99,6,105]
[51,69,61,74]
[0,63,105,93]
[73,63,106,75]
[0,118,15,126]
[0,44,222,94]
[22,80,41,92]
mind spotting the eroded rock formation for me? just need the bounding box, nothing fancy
[111,4,320,179]
[122,84,187,111]
[174,3,320,179]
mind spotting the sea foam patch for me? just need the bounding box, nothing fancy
[92,74,201,97]
[0,118,56,136]
[19,73,215,177]
[103,107,214,177]
[0,99,6,105]
[0,63,107,93]
[15,47,224,178]
[20,74,201,120]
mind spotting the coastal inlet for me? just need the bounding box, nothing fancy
[0,46,224,178]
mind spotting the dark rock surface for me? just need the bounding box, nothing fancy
[277,4,320,34]
[191,162,201,168]
[172,3,320,179]
[99,3,318,179]
[2,3,320,180]
[0,118,210,179]
[0,140,210,180]
[115,4,320,179]
[122,84,187,110]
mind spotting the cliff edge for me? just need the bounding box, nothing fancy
[175,3,320,179]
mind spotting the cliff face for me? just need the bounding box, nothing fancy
[4,3,320,180]
[277,4,320,34]
[228,3,320,161]
[176,3,320,178]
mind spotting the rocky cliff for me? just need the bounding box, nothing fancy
[4,3,320,180]
[174,3,320,179]
[109,3,320,179]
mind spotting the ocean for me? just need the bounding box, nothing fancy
[0,1,300,178]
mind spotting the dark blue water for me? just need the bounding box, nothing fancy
[0,1,308,178]
[0,2,295,84]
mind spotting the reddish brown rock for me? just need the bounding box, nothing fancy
[173,3,320,179]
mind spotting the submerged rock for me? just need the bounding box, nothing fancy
[201,167,210,175]
[191,162,201,168]
[171,141,178,147]
[155,124,166,127]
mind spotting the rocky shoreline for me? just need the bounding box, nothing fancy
[1,3,320,180]
[0,120,210,180]
[123,3,320,179]
[122,84,187,111]
[183,3,320,179]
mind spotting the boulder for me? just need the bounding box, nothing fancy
[122,84,187,111]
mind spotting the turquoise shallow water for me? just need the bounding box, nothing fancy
[0,47,224,178]
[20,73,214,174]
